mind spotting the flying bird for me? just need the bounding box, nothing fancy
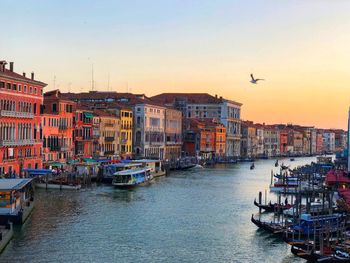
[250,74,265,84]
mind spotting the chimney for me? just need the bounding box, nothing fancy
[31,72,34,80]
[215,94,217,98]
[9,62,14,72]
[23,72,26,77]
[0,61,7,72]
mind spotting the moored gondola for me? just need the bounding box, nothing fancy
[253,199,292,212]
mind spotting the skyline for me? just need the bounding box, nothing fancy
[2,1,350,129]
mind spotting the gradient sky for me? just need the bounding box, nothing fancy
[2,0,350,129]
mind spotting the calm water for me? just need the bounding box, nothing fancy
[0,157,318,263]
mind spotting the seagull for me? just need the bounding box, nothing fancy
[250,74,265,84]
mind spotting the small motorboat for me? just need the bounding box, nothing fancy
[250,163,255,170]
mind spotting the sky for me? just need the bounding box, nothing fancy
[1,0,350,129]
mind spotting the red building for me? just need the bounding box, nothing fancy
[183,119,225,159]
[0,60,46,175]
[74,105,93,158]
[279,129,289,155]
[316,130,324,154]
[42,90,76,166]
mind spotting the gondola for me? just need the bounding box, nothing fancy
[250,214,286,235]
[291,246,347,263]
[253,199,292,212]
[250,163,255,170]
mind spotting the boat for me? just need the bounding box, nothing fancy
[35,182,81,190]
[250,214,287,235]
[250,163,255,170]
[283,199,336,217]
[0,179,35,224]
[290,213,345,236]
[253,199,292,212]
[131,159,165,178]
[290,158,295,161]
[112,168,153,188]
[102,163,143,183]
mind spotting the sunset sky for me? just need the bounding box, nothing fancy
[2,1,350,129]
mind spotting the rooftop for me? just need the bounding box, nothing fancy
[0,179,32,191]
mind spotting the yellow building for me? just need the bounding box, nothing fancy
[93,110,120,158]
[120,108,133,159]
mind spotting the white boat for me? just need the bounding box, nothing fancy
[35,182,81,190]
[131,159,165,178]
[112,168,153,188]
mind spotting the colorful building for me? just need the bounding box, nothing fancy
[93,109,120,158]
[164,108,182,161]
[0,61,46,175]
[74,105,93,158]
[150,93,242,158]
[119,108,133,159]
[43,90,75,165]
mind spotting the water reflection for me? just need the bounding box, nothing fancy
[0,157,318,262]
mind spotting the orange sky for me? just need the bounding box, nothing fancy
[3,1,350,129]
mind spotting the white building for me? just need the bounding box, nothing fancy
[323,132,335,153]
[133,103,166,159]
[150,93,242,157]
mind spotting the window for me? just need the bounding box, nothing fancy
[40,89,43,95]
[52,103,57,112]
[0,82,4,88]
[18,85,22,92]
[12,84,17,90]
[6,83,11,89]
[29,86,33,93]
[24,85,27,93]
[44,118,46,126]
[34,88,37,95]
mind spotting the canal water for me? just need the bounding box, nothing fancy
[0,157,318,263]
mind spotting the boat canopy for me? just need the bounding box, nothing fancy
[114,168,149,176]
[0,179,33,191]
[131,159,161,163]
[22,169,52,176]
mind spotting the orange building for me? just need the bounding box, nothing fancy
[74,105,93,158]
[0,60,46,175]
[279,129,289,155]
[183,119,225,159]
[43,90,75,165]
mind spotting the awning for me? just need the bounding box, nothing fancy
[48,161,65,166]
[67,160,79,164]
[84,112,93,118]
[83,158,97,163]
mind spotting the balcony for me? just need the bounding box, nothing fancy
[105,137,115,142]
[104,123,114,128]
[0,110,34,118]
[104,150,115,155]
[59,125,68,130]
[0,139,35,147]
[60,146,70,151]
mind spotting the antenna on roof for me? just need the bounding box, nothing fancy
[91,63,94,91]
[53,75,56,90]
[107,72,110,91]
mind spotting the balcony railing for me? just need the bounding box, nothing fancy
[0,139,35,147]
[105,137,115,142]
[104,123,114,127]
[59,125,68,130]
[60,146,70,151]
[0,110,34,118]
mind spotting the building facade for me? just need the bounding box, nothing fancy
[74,106,93,158]
[133,103,166,159]
[0,61,46,175]
[43,90,75,165]
[164,108,182,161]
